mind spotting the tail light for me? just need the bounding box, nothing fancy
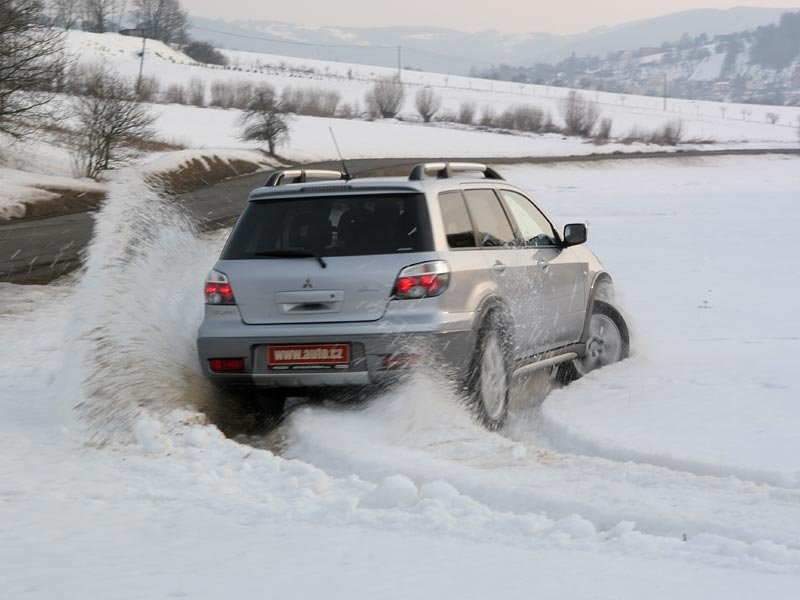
[208,358,245,372]
[393,261,450,300]
[205,270,236,305]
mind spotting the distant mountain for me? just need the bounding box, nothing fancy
[475,12,800,106]
[188,7,796,74]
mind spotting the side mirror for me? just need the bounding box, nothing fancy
[563,223,587,247]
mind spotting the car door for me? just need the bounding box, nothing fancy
[462,189,527,358]
[498,189,586,352]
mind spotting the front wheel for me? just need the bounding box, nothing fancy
[559,300,630,382]
[468,313,512,430]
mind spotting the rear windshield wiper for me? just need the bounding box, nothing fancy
[254,249,327,269]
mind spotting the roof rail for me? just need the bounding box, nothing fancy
[264,169,347,187]
[408,162,504,182]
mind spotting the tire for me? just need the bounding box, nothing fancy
[558,300,629,383]
[467,312,512,431]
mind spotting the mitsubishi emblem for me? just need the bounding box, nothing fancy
[302,278,313,289]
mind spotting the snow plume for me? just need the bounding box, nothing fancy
[60,173,220,445]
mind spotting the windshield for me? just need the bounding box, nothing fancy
[221,192,432,259]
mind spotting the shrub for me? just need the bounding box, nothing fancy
[232,81,254,110]
[456,101,476,125]
[163,83,187,105]
[136,75,160,102]
[560,90,601,137]
[594,117,613,142]
[365,76,405,118]
[210,80,235,108]
[765,111,780,125]
[280,86,341,117]
[415,87,441,123]
[187,78,205,107]
[479,105,495,127]
[649,120,684,145]
[183,41,227,66]
[499,104,546,132]
[336,100,360,119]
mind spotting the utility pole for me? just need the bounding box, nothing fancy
[136,35,147,95]
[663,73,667,111]
[397,45,402,81]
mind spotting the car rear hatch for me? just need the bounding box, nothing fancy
[217,190,433,325]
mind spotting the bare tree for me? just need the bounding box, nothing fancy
[133,0,187,44]
[72,66,156,178]
[81,0,117,33]
[765,112,779,125]
[415,87,441,123]
[560,90,601,137]
[0,0,67,137]
[239,84,290,155]
[48,0,80,28]
[365,76,405,119]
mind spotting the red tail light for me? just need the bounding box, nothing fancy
[205,270,236,305]
[209,358,246,372]
[393,261,450,299]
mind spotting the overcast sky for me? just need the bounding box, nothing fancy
[181,0,794,34]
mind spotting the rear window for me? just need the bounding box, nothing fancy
[221,193,432,259]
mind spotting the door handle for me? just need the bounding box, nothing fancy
[537,259,550,270]
[492,261,507,273]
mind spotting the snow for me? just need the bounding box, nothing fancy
[504,155,800,488]
[2,154,800,597]
[66,30,800,144]
[6,30,800,217]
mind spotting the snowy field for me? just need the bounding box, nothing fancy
[4,30,800,218]
[66,31,800,144]
[1,154,799,598]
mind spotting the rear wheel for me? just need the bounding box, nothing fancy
[468,313,512,430]
[558,300,629,382]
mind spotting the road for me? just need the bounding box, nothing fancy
[2,149,798,284]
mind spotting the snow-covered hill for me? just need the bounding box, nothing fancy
[65,30,800,144]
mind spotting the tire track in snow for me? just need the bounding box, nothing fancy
[281,375,800,555]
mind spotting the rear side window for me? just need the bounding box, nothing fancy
[463,189,516,248]
[221,193,432,259]
[438,191,476,248]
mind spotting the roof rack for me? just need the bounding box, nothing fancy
[408,162,504,182]
[264,169,347,187]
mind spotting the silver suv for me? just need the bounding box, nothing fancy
[197,162,629,429]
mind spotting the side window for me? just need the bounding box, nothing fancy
[463,190,516,248]
[438,191,476,248]
[500,190,558,247]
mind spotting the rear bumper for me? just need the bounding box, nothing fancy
[196,306,477,388]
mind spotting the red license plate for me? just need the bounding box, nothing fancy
[268,344,350,366]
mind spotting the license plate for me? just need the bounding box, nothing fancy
[267,343,350,366]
